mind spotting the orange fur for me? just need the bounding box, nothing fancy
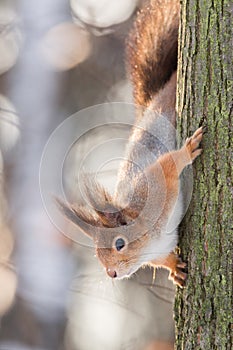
[127,0,180,108]
[150,252,187,287]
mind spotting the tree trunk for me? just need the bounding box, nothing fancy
[175,0,232,349]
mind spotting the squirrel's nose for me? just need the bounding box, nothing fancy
[106,268,117,278]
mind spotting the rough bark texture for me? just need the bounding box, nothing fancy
[175,1,232,349]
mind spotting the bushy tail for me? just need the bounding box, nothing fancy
[126,0,180,108]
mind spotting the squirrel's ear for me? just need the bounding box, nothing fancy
[95,209,128,228]
[55,197,98,238]
[82,178,128,228]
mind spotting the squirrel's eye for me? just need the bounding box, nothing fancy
[115,238,125,251]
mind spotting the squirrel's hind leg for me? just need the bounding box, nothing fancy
[176,126,204,173]
[158,126,204,178]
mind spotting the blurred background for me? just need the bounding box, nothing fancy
[0,1,175,349]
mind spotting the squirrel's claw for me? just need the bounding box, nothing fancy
[151,253,187,288]
[168,256,187,288]
[170,272,187,288]
[184,126,204,163]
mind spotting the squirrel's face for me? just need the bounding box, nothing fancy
[95,231,149,279]
[56,182,151,279]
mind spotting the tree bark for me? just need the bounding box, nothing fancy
[175,0,232,349]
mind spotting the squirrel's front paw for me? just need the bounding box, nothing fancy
[151,252,187,288]
[168,256,187,288]
[184,126,204,163]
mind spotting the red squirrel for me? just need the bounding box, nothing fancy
[57,0,204,287]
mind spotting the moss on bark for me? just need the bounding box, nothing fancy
[175,0,232,349]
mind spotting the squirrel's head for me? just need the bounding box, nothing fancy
[95,231,149,279]
[56,180,150,279]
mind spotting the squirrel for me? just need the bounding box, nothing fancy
[57,0,204,287]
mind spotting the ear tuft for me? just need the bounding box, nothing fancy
[54,197,101,237]
[82,177,129,228]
